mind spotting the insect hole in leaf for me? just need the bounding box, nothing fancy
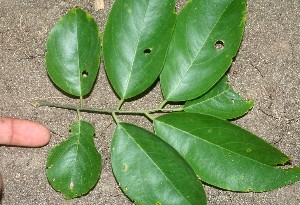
[143,48,152,56]
[82,70,89,77]
[214,40,225,50]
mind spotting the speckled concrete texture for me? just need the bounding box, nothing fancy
[0,0,299,204]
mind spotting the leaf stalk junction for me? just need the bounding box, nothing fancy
[32,100,183,122]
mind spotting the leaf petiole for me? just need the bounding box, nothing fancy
[144,112,155,121]
[158,100,168,109]
[77,108,81,120]
[80,96,84,108]
[112,112,120,124]
[32,100,183,116]
[116,99,124,110]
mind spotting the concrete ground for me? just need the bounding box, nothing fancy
[0,0,299,204]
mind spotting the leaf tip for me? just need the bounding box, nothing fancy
[85,12,93,20]
[247,99,254,108]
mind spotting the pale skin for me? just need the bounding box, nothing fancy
[0,118,50,199]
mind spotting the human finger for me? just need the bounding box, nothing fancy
[0,118,50,147]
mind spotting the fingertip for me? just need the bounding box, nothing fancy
[0,118,50,147]
[28,121,51,147]
[12,119,51,147]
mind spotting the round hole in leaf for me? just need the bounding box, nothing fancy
[214,40,225,50]
[143,48,152,56]
[82,70,88,77]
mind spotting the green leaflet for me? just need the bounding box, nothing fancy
[184,75,254,119]
[161,0,247,101]
[46,120,102,199]
[103,0,176,99]
[288,167,300,175]
[46,7,101,97]
[154,113,300,192]
[111,123,206,205]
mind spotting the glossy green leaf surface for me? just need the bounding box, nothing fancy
[46,120,102,199]
[46,7,101,97]
[161,0,247,101]
[111,123,206,205]
[103,0,176,99]
[184,75,254,119]
[154,113,300,192]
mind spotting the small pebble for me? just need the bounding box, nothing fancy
[94,0,104,10]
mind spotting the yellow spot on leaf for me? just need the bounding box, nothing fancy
[69,181,74,190]
[123,163,128,172]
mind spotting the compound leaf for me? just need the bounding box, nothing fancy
[161,0,247,101]
[46,120,102,199]
[184,75,254,119]
[111,123,206,205]
[46,7,101,97]
[103,0,176,99]
[154,113,300,192]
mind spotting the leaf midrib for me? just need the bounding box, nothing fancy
[59,121,93,194]
[119,124,194,204]
[165,0,234,99]
[122,1,151,98]
[155,120,293,173]
[75,11,82,97]
[185,85,231,109]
